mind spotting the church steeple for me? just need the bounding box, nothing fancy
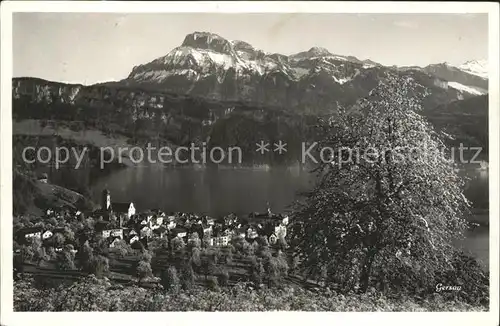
[102,189,111,211]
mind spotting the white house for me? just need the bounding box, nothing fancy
[112,202,136,219]
[140,226,152,239]
[274,225,287,239]
[165,220,176,230]
[246,227,258,240]
[176,231,187,238]
[18,227,43,241]
[109,238,122,248]
[25,232,41,239]
[110,229,123,239]
[203,226,212,235]
[214,235,230,247]
[234,228,246,239]
[155,216,164,226]
[151,216,164,230]
[42,230,53,240]
[102,229,123,239]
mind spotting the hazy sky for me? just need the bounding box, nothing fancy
[13,13,488,85]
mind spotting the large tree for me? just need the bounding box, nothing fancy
[291,74,469,294]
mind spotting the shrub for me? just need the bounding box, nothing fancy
[35,247,50,266]
[257,245,272,260]
[63,227,75,244]
[288,254,300,274]
[171,237,186,253]
[90,255,109,278]
[159,237,169,250]
[207,276,219,292]
[149,238,166,252]
[187,232,202,250]
[217,267,230,287]
[243,241,257,256]
[139,250,153,263]
[264,257,281,287]
[232,237,249,254]
[136,260,153,282]
[111,239,133,257]
[53,233,66,248]
[46,247,58,261]
[202,235,212,248]
[275,253,289,278]
[79,240,94,272]
[434,250,489,306]
[180,263,196,290]
[224,245,234,264]
[277,237,288,251]
[256,236,269,249]
[190,247,202,269]
[56,250,76,270]
[30,238,45,263]
[92,235,109,256]
[201,251,218,280]
[250,257,265,287]
[161,266,180,293]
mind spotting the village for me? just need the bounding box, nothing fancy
[15,188,290,260]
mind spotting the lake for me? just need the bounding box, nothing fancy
[85,164,489,268]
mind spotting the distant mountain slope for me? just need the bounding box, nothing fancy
[115,31,481,113]
[422,62,488,93]
[423,95,488,159]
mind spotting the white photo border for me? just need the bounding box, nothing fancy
[1,2,499,326]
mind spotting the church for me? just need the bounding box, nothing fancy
[99,189,136,226]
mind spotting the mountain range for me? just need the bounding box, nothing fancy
[12,31,489,166]
[115,31,487,109]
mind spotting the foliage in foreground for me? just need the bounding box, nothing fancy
[14,276,486,312]
[291,74,471,295]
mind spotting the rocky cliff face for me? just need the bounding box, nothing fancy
[12,77,313,166]
[119,31,483,112]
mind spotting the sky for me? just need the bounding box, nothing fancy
[13,13,488,85]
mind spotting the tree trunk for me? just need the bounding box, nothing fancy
[359,249,376,293]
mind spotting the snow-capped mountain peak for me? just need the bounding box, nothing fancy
[127,31,367,85]
[458,59,488,79]
[308,47,332,56]
[124,31,486,105]
[181,31,234,54]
